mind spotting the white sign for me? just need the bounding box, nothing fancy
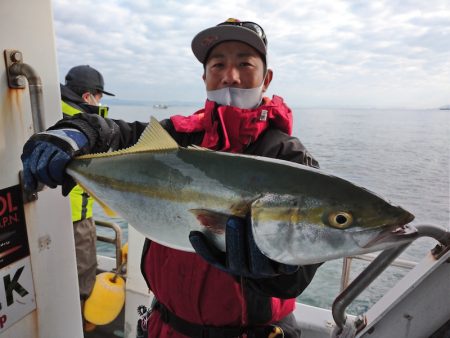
[0,257,36,332]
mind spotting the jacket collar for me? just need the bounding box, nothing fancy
[171,96,293,153]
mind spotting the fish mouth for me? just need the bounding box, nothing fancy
[362,224,419,249]
[361,207,416,248]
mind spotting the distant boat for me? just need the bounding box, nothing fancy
[439,105,450,110]
[153,104,168,109]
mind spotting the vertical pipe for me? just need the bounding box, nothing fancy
[340,257,352,291]
[9,62,46,132]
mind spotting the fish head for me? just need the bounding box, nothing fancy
[250,185,416,265]
[322,183,415,239]
[320,195,416,252]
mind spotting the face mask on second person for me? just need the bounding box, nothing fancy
[88,93,102,107]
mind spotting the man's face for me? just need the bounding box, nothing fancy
[203,41,272,91]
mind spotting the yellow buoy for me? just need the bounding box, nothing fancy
[121,242,128,264]
[84,272,125,325]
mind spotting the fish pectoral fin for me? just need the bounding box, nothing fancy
[251,194,301,222]
[189,209,230,234]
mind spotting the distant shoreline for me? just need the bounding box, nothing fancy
[103,99,202,107]
[104,99,446,111]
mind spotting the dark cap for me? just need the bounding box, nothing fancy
[191,18,267,64]
[65,65,115,96]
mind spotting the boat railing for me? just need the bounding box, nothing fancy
[95,220,124,272]
[340,253,416,291]
[332,224,450,335]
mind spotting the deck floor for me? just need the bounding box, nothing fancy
[84,307,125,338]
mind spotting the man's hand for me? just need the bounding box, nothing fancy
[21,129,88,194]
[189,216,299,278]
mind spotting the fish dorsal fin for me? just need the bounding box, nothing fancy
[127,116,178,152]
[76,116,178,159]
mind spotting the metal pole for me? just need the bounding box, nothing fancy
[9,62,46,132]
[340,257,352,291]
[415,224,450,246]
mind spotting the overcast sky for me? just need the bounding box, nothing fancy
[52,0,449,109]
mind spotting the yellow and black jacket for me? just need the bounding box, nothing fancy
[60,84,108,222]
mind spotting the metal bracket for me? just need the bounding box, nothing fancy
[3,48,46,132]
[6,49,47,202]
[431,243,450,261]
[4,49,26,89]
[416,224,450,261]
[38,234,52,251]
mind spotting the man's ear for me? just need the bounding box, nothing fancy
[81,92,91,103]
[262,69,273,93]
[202,72,206,82]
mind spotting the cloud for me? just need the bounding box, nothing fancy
[52,0,450,108]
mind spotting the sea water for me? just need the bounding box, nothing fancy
[94,104,449,315]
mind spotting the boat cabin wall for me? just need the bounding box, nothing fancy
[0,1,83,337]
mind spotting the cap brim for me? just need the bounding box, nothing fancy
[192,25,266,64]
[101,90,115,96]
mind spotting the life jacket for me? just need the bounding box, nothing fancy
[61,100,108,222]
[144,96,296,336]
[171,95,293,152]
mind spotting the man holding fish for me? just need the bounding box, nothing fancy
[21,19,414,338]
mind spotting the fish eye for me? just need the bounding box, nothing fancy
[328,211,353,229]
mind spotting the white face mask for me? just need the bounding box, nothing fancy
[88,93,102,107]
[206,82,264,109]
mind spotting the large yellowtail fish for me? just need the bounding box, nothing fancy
[66,117,416,265]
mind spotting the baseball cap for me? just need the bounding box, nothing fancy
[191,18,267,64]
[65,65,115,96]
